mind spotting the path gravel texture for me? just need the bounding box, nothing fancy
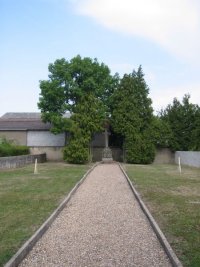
[19,163,171,267]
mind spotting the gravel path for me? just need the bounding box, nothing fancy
[19,163,171,267]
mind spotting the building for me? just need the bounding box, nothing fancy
[0,112,123,161]
[0,113,66,160]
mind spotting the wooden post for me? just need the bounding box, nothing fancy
[34,158,38,174]
[178,156,182,174]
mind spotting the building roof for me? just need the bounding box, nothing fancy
[1,112,42,119]
[0,113,51,131]
[0,112,71,131]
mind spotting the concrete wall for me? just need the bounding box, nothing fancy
[27,131,65,147]
[0,131,27,145]
[30,147,63,161]
[175,151,200,168]
[0,153,46,169]
[154,148,175,164]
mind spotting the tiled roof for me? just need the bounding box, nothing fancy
[0,112,71,131]
[0,113,50,130]
[1,113,42,119]
[0,119,52,131]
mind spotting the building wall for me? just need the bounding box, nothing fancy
[0,130,65,161]
[27,131,65,161]
[27,131,65,147]
[0,131,27,145]
[175,151,200,168]
[30,147,63,161]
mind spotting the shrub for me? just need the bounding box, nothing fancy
[125,133,155,164]
[0,138,29,157]
[63,138,89,164]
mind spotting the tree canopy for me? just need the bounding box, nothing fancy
[38,55,200,164]
[160,94,199,151]
[111,66,155,163]
[38,55,115,130]
[38,55,115,163]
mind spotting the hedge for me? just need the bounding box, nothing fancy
[0,139,29,157]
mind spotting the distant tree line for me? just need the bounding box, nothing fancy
[38,55,200,164]
[157,94,200,151]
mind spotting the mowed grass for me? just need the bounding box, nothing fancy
[125,164,200,267]
[0,162,89,266]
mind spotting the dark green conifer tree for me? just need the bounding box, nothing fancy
[160,94,199,151]
[111,66,155,163]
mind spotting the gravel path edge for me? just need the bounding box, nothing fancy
[4,162,100,267]
[119,163,183,267]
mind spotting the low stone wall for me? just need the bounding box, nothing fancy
[0,153,46,169]
[175,151,200,168]
[92,147,175,163]
[154,148,175,164]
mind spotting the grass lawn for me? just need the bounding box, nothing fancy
[125,164,200,267]
[0,162,89,267]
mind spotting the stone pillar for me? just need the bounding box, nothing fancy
[102,127,113,163]
[105,128,108,148]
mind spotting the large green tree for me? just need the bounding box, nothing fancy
[160,94,199,151]
[151,116,174,149]
[38,55,115,163]
[111,66,155,163]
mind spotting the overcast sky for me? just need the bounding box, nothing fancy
[1,0,200,116]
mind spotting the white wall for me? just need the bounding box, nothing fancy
[175,151,200,168]
[27,131,65,147]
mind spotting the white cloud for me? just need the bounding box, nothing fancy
[150,83,200,112]
[72,0,200,63]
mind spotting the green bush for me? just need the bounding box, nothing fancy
[125,134,155,164]
[0,138,29,157]
[63,138,89,164]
